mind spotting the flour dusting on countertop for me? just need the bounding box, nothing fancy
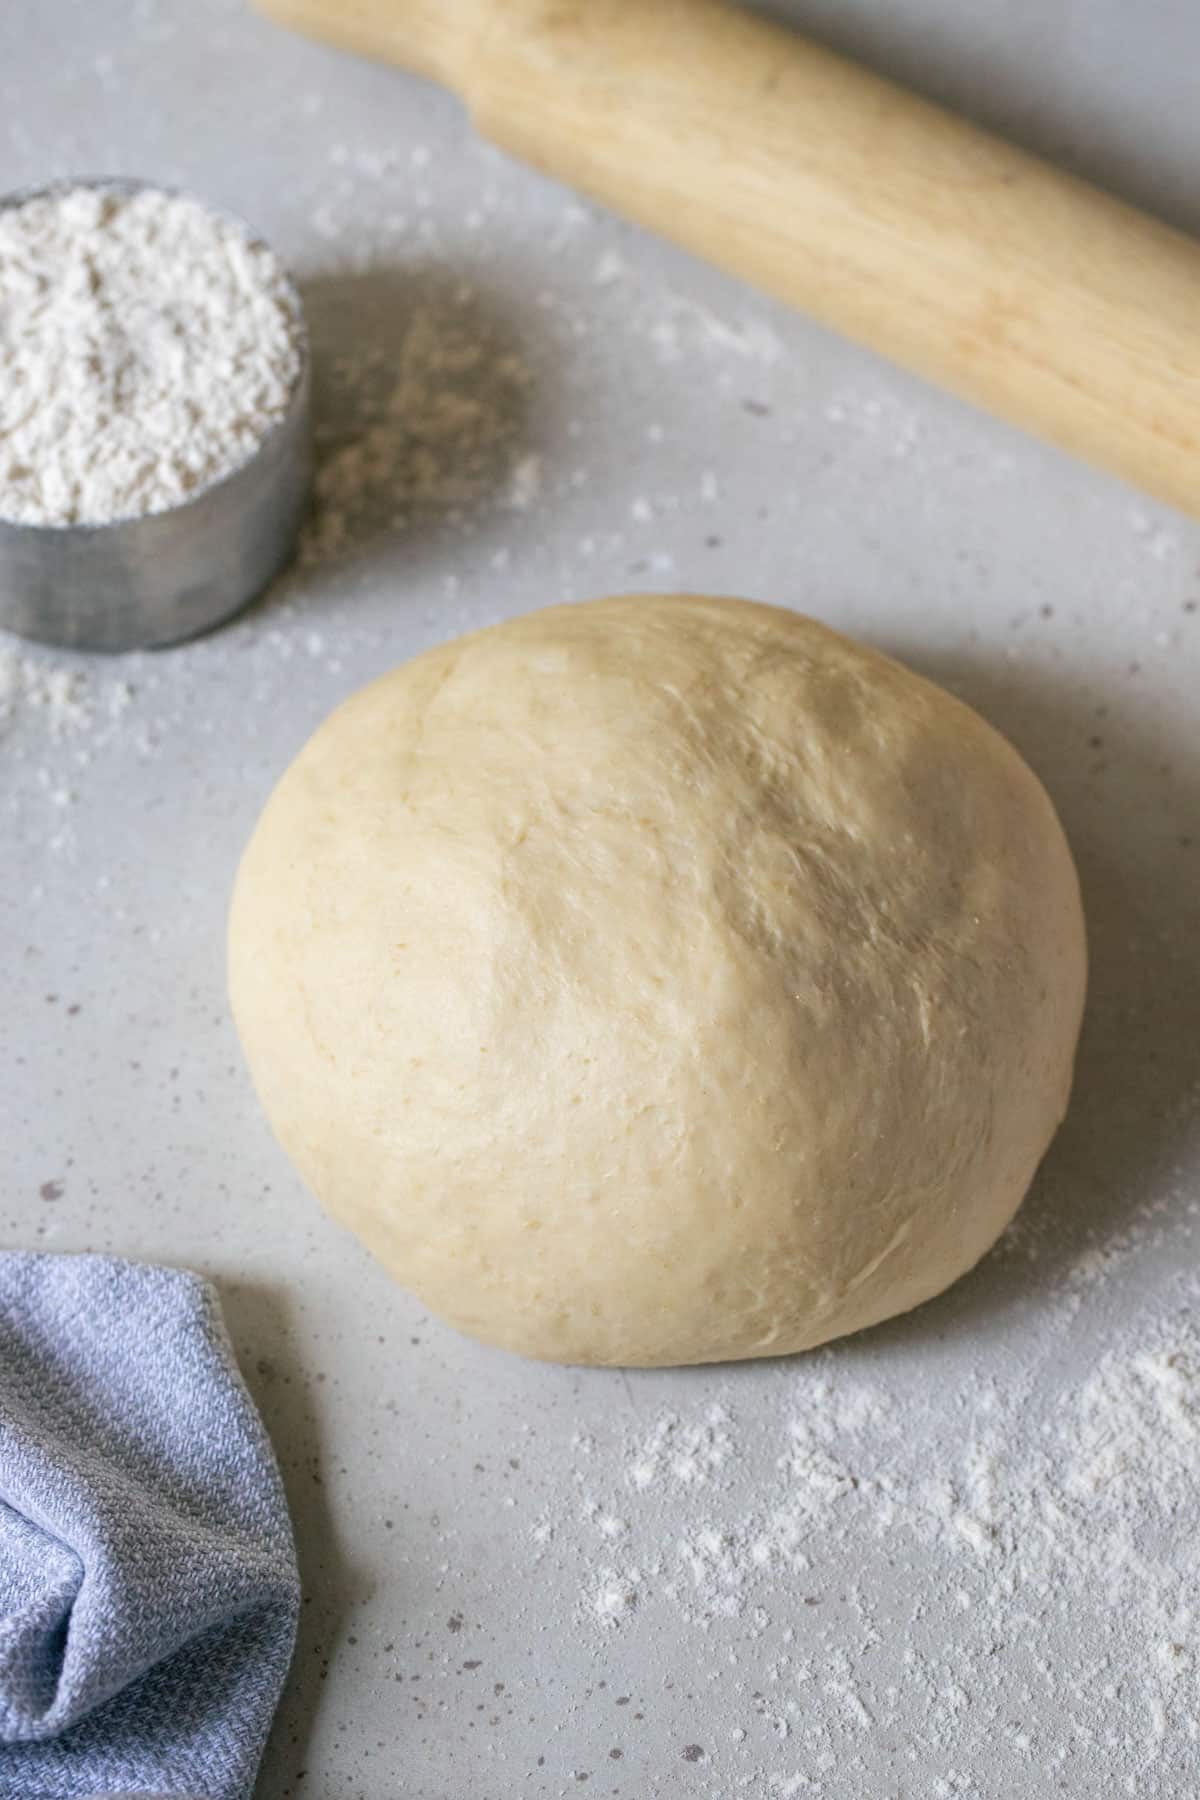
[299,296,531,568]
[515,1242,1200,1792]
[0,644,94,735]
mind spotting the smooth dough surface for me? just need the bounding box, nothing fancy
[229,595,1087,1366]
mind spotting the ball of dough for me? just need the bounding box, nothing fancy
[229,595,1086,1366]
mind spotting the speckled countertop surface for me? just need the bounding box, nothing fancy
[3,4,1200,1796]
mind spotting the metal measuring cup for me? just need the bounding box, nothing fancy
[0,178,311,653]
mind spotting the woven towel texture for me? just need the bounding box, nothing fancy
[0,1253,299,1800]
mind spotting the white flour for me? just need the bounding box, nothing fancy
[0,184,302,526]
[534,1284,1200,1792]
[0,644,93,736]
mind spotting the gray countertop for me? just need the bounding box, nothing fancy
[2,3,1199,1795]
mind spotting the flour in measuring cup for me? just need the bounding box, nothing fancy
[0,184,302,527]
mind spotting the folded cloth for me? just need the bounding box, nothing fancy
[0,1253,300,1800]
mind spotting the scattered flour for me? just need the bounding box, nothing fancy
[300,298,530,566]
[647,298,782,367]
[823,387,921,460]
[0,184,303,526]
[0,644,94,736]
[506,453,542,513]
[531,1294,1200,1792]
[1128,505,1180,565]
[626,1405,734,1493]
[0,640,143,747]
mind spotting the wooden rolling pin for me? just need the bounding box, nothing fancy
[257,0,1200,517]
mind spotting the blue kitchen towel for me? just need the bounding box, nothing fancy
[0,1252,300,1800]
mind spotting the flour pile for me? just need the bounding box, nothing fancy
[0,184,302,526]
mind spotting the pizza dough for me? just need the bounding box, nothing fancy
[228,595,1086,1366]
